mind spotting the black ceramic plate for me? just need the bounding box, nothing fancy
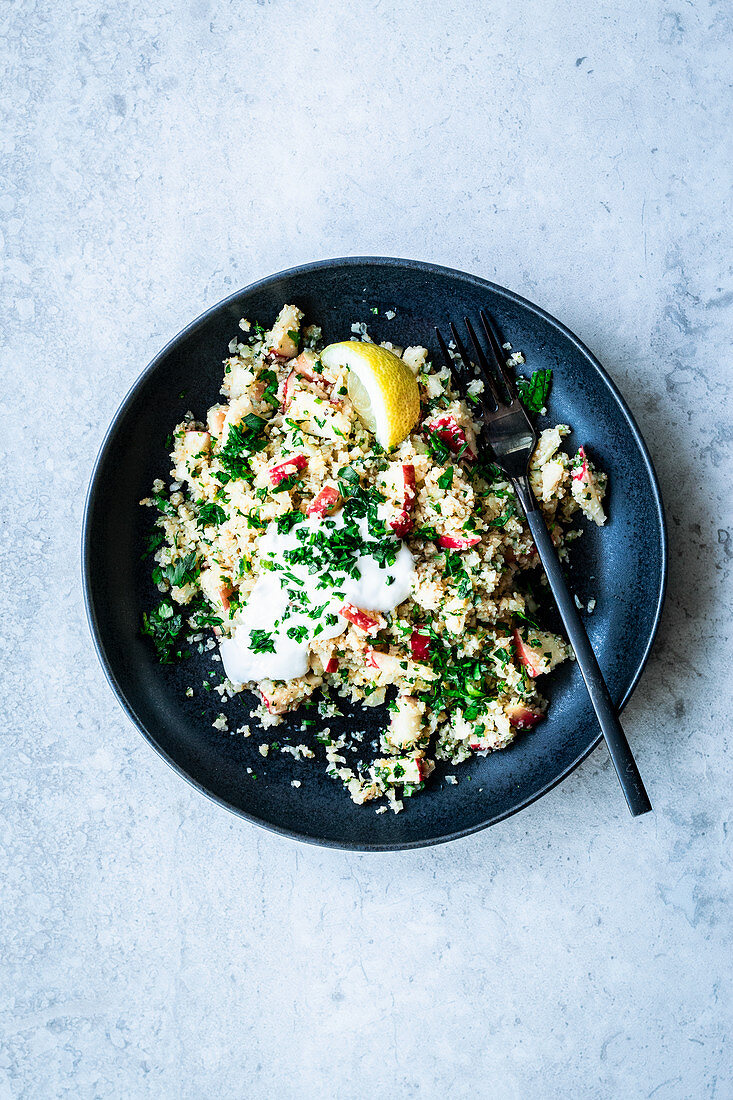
[83,257,667,849]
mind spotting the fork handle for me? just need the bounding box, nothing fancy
[514,481,652,816]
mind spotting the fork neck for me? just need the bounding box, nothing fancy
[511,472,538,514]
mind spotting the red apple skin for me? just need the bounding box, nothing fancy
[426,415,476,461]
[388,465,417,537]
[410,630,431,660]
[506,703,544,729]
[280,369,297,411]
[389,511,414,537]
[512,628,541,677]
[437,533,481,550]
[268,454,308,486]
[292,352,333,387]
[339,604,380,635]
[306,486,341,517]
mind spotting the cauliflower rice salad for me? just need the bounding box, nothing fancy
[141,304,607,813]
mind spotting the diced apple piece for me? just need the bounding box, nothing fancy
[506,703,545,730]
[426,414,477,460]
[512,628,542,676]
[389,511,413,537]
[221,395,257,441]
[280,369,297,411]
[268,453,308,486]
[266,303,303,358]
[388,464,417,536]
[437,533,481,550]
[530,425,568,469]
[182,429,211,451]
[207,406,228,439]
[512,627,567,677]
[200,568,234,615]
[285,389,351,441]
[384,696,425,752]
[540,458,565,501]
[291,350,331,386]
[409,630,431,660]
[571,446,607,526]
[340,604,383,635]
[365,647,404,680]
[372,752,433,786]
[306,485,341,517]
[221,356,255,401]
[399,464,416,508]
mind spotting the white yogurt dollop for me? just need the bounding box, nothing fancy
[219,509,415,684]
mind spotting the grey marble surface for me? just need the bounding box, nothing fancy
[2,1,731,1097]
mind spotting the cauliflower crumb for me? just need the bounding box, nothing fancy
[445,775,458,785]
[291,780,301,788]
[259,743,269,757]
[212,714,228,732]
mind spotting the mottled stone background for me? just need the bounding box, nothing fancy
[1,1,731,1097]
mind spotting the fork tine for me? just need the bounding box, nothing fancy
[463,316,503,408]
[435,326,467,397]
[448,321,472,382]
[433,325,462,396]
[480,309,518,400]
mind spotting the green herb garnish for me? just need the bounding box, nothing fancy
[162,551,200,588]
[517,368,552,414]
[249,629,276,654]
[196,502,227,528]
[142,601,186,663]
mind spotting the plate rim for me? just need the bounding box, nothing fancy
[82,255,668,850]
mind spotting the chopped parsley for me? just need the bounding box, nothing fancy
[488,499,518,528]
[517,368,552,414]
[272,473,301,494]
[249,629,276,654]
[142,529,164,558]
[217,417,268,484]
[196,502,227,528]
[424,428,454,464]
[142,601,186,663]
[276,511,306,534]
[443,551,472,598]
[153,492,177,516]
[189,602,223,631]
[258,369,279,406]
[162,551,199,588]
[437,466,454,490]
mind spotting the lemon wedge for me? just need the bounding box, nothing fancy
[320,342,421,450]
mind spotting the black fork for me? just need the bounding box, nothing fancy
[436,311,651,817]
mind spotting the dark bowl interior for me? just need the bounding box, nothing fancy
[83,257,667,849]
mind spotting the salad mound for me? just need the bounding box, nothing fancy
[141,305,607,813]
